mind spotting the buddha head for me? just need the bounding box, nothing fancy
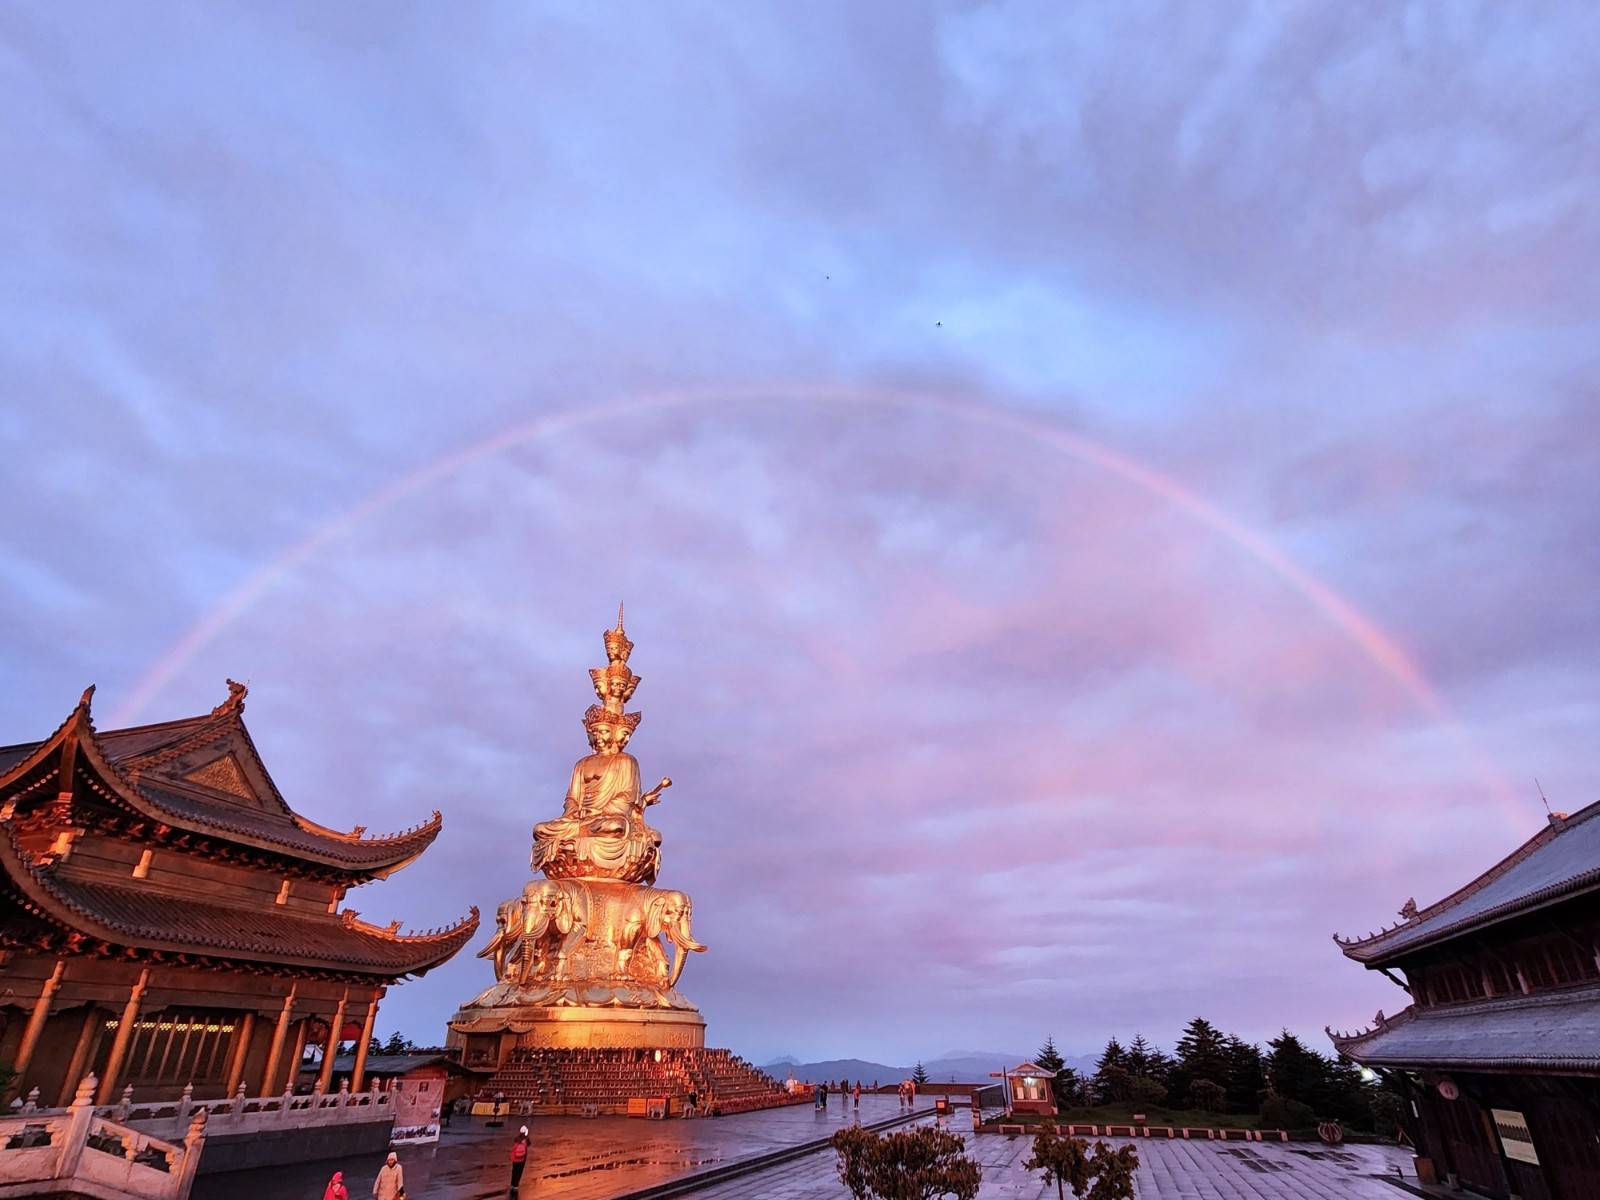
[603,604,634,665]
[582,705,641,755]
[589,662,640,707]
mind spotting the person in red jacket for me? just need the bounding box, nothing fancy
[508,1126,530,1194]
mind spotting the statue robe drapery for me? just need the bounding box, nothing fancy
[533,751,658,876]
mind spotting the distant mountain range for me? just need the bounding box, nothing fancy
[760,1049,1100,1084]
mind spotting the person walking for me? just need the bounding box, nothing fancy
[852,1083,861,1110]
[372,1152,404,1200]
[686,1089,698,1118]
[322,1170,349,1200]
[508,1125,530,1195]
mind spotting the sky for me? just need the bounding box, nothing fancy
[2,3,1597,1065]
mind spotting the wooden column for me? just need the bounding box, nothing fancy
[316,989,349,1094]
[287,1019,309,1091]
[11,960,66,1092]
[96,968,150,1104]
[258,983,298,1095]
[350,993,380,1093]
[55,1008,103,1107]
[222,1011,256,1096]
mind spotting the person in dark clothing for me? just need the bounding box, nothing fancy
[508,1126,529,1195]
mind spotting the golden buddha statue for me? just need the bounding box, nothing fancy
[454,607,708,1046]
[531,609,671,885]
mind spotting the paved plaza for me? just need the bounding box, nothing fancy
[695,1130,1417,1199]
[191,1096,1417,1200]
[190,1094,912,1200]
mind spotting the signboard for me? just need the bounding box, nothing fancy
[1491,1109,1540,1166]
[390,1121,440,1146]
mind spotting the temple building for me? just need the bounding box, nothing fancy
[1329,801,1600,1200]
[0,682,477,1110]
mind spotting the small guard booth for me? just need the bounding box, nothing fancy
[991,1062,1058,1116]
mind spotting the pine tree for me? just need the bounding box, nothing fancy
[1265,1031,1325,1109]
[1222,1035,1265,1115]
[1093,1038,1129,1105]
[1125,1035,1151,1078]
[1036,1036,1070,1109]
[1095,1038,1126,1075]
[912,1061,929,1086]
[1171,1017,1228,1107]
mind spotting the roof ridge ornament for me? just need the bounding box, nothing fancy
[212,679,248,716]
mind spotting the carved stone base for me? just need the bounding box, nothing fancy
[447,1003,705,1068]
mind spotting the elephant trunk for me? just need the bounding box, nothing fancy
[667,918,707,988]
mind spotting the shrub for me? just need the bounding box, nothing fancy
[1186,1079,1226,1112]
[1260,1092,1316,1130]
[1024,1127,1139,1200]
[1128,1075,1167,1108]
[832,1124,981,1200]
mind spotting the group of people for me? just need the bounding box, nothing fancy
[812,1079,863,1108]
[897,1078,918,1107]
[319,1125,532,1199]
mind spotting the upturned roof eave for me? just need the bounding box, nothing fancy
[0,827,478,977]
[2,692,447,877]
[1332,797,1600,965]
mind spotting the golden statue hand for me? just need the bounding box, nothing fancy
[641,777,672,806]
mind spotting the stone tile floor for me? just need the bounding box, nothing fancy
[696,1132,1417,1200]
[191,1100,1417,1199]
[190,1093,910,1200]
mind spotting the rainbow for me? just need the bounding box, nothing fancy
[112,384,1513,810]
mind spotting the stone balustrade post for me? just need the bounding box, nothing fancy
[281,1084,294,1123]
[22,1086,39,1112]
[56,1073,97,1183]
[175,1082,193,1140]
[337,1078,350,1108]
[233,1082,247,1126]
[173,1107,207,1199]
[117,1084,133,1122]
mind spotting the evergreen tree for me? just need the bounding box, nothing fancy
[1174,1019,1227,1084]
[1036,1035,1071,1109]
[1222,1036,1265,1115]
[1125,1035,1152,1078]
[912,1061,929,1086]
[1264,1031,1323,1107]
[1093,1038,1129,1105]
[1095,1038,1126,1075]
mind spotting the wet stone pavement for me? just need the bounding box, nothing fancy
[191,1099,1417,1199]
[190,1093,911,1200]
[693,1130,1418,1200]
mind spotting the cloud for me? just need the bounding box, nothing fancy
[1,1,1596,1063]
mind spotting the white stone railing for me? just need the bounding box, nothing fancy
[9,1077,394,1145]
[0,1074,205,1200]
[114,1079,394,1141]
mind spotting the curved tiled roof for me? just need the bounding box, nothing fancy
[0,686,443,877]
[1334,799,1600,964]
[0,826,478,977]
[1329,985,1600,1073]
